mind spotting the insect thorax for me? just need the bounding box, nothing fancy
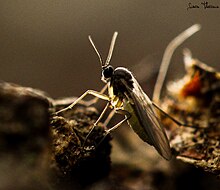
[110,67,134,98]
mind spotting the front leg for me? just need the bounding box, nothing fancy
[55,89,110,115]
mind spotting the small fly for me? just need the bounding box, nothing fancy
[56,24,201,160]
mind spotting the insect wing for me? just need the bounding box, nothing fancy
[123,78,172,160]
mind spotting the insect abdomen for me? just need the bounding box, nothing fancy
[123,101,154,145]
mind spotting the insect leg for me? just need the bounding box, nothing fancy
[83,102,110,147]
[152,102,194,128]
[84,108,115,147]
[103,109,116,126]
[55,89,110,114]
[96,109,131,147]
[84,84,108,106]
[106,109,131,133]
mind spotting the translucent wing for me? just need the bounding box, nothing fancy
[122,77,172,160]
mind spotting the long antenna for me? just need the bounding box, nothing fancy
[153,24,201,103]
[88,35,104,67]
[104,32,118,67]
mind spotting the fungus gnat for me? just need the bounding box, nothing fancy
[56,24,201,160]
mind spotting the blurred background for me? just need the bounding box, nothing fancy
[0,0,219,98]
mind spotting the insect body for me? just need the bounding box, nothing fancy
[56,25,201,160]
[105,65,172,160]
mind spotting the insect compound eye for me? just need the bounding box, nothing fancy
[102,66,114,79]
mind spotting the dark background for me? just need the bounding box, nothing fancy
[0,0,219,98]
